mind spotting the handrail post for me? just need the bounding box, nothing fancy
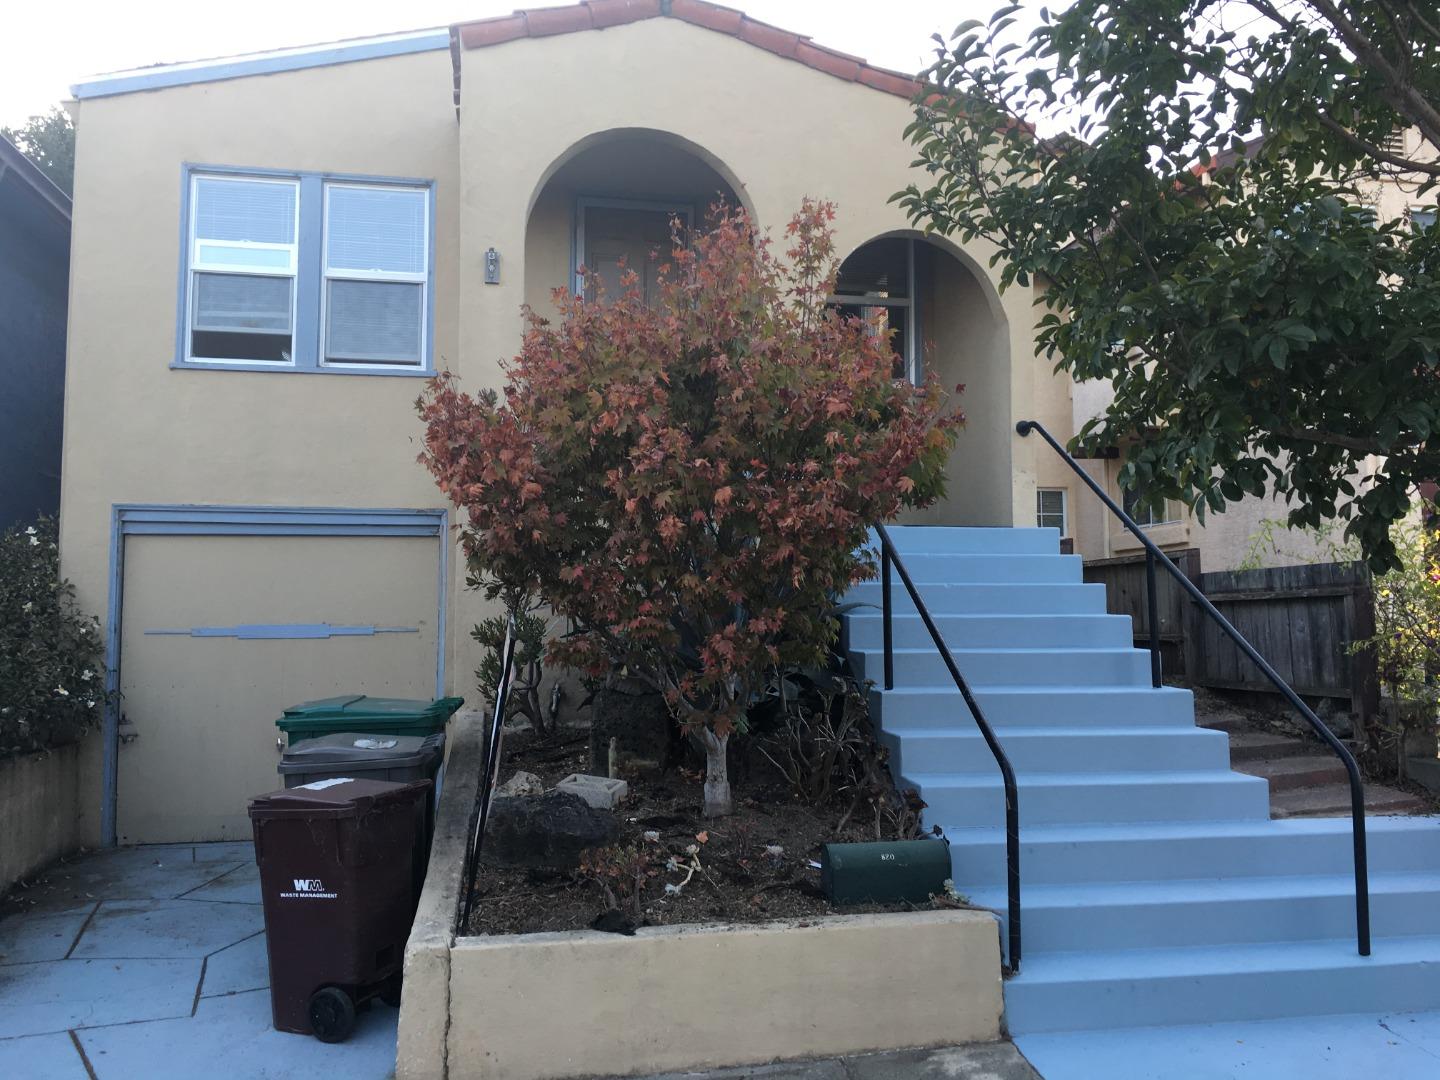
[1145,549,1162,688]
[882,545,895,691]
[1016,419,1371,957]
[875,524,1020,973]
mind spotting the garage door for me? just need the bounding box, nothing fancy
[116,530,442,843]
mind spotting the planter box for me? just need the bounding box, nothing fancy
[398,717,1004,1080]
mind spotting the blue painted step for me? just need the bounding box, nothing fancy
[844,524,1440,1041]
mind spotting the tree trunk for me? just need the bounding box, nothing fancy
[699,727,733,817]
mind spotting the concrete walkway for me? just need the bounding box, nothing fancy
[619,1044,1041,1080]
[0,843,397,1080]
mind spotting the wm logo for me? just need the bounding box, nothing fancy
[292,879,325,892]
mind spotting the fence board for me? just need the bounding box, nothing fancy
[1082,552,1378,721]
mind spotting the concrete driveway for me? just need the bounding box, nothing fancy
[0,843,397,1080]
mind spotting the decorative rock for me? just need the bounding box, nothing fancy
[555,773,629,810]
[485,791,618,869]
[496,770,544,797]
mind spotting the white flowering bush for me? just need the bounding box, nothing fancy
[0,518,106,757]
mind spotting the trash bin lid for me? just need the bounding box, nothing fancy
[248,777,428,819]
[277,732,443,772]
[280,695,464,722]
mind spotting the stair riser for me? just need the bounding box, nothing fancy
[883,729,1232,777]
[981,890,1440,954]
[1005,958,1440,1034]
[845,582,1109,615]
[844,614,1135,651]
[877,526,1059,555]
[1241,764,1349,792]
[872,689,1199,731]
[852,648,1151,689]
[948,830,1440,888]
[910,777,1271,829]
[859,553,1084,583]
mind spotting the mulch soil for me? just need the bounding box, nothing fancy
[463,728,959,936]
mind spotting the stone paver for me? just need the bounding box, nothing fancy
[0,842,396,1078]
[0,1031,90,1080]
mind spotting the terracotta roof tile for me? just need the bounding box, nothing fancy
[451,0,923,103]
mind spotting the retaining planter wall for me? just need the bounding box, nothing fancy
[0,742,84,895]
[398,717,1004,1080]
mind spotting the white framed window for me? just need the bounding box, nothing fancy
[322,182,430,368]
[1122,483,1177,527]
[186,174,299,365]
[176,166,434,376]
[1411,206,1437,233]
[1037,488,1067,535]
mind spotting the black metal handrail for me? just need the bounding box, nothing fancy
[1016,419,1371,957]
[876,522,1022,973]
[461,617,518,929]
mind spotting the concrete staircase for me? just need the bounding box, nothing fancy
[842,525,1440,1067]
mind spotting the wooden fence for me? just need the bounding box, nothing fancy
[1083,551,1379,720]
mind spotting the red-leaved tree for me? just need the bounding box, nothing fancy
[418,201,960,816]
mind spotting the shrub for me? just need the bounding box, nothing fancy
[0,518,106,758]
[418,201,960,816]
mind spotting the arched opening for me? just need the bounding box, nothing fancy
[524,130,746,317]
[834,233,1012,526]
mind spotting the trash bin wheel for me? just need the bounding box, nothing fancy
[308,986,356,1043]
[381,976,403,1008]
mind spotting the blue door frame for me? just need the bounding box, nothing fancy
[102,504,450,846]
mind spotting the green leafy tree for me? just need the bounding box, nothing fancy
[418,202,959,816]
[0,518,106,757]
[2,106,75,196]
[897,1,1440,570]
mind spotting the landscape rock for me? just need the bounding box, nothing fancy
[496,770,544,797]
[485,790,619,869]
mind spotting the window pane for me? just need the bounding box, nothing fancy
[193,273,292,332]
[194,177,296,244]
[326,280,422,364]
[196,243,293,270]
[1413,208,1437,233]
[326,186,427,275]
[1037,489,1065,531]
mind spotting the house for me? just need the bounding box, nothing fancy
[1,133,70,530]
[60,1,1080,847]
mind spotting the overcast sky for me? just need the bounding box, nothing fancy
[0,0,1017,129]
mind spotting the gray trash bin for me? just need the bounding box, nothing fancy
[278,732,445,848]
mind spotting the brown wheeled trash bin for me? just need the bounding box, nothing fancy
[248,777,429,1042]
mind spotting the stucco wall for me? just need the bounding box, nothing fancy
[60,47,461,845]
[0,742,86,895]
[0,169,68,529]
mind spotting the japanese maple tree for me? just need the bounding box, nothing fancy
[418,201,959,816]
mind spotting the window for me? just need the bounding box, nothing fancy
[830,236,923,383]
[1036,488,1067,535]
[178,168,433,374]
[1122,483,1175,527]
[323,184,429,367]
[1412,206,1437,233]
[187,175,298,364]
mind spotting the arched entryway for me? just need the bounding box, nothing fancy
[524,129,747,314]
[834,233,1011,526]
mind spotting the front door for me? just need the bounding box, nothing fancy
[577,200,692,305]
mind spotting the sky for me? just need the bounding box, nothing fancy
[0,0,1017,129]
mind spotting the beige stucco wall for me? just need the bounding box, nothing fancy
[456,17,1045,550]
[60,48,461,844]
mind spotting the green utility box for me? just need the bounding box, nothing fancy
[820,838,951,906]
[276,695,464,747]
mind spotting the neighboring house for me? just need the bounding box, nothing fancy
[0,133,70,530]
[1058,129,1438,572]
[61,1,1077,846]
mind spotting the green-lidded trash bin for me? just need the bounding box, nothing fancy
[276,694,464,746]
